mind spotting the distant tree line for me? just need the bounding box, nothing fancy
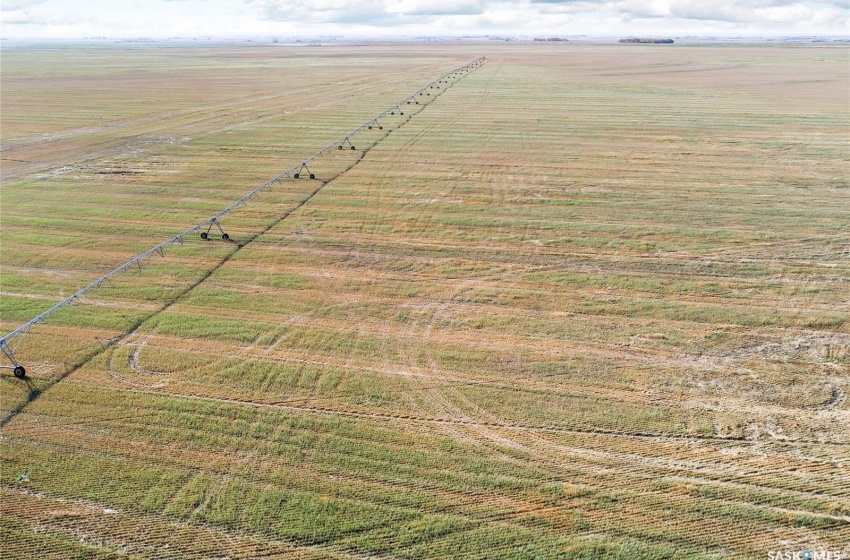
[619,38,674,43]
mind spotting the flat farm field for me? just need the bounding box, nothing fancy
[1,42,849,559]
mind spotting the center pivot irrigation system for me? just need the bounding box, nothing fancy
[0,57,486,379]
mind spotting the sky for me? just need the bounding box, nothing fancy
[1,0,848,39]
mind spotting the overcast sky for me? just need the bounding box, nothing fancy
[1,0,848,38]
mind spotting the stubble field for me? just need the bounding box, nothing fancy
[1,42,848,559]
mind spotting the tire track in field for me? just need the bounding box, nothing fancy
[107,335,171,389]
[342,67,473,240]
[106,332,660,410]
[425,394,850,527]
[40,376,847,545]
[356,62,505,387]
[1,485,391,560]
[9,387,847,556]
[1,64,485,428]
[391,61,500,165]
[375,62,506,258]
[12,401,849,544]
[408,60,501,157]
[114,380,850,447]
[399,282,499,450]
[118,308,849,433]
[408,276,537,454]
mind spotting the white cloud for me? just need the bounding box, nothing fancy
[1,0,49,10]
[666,0,848,28]
[248,0,487,25]
[0,0,847,37]
[1,10,31,23]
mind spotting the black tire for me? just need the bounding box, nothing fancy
[368,126,372,129]
[13,366,26,379]
[309,173,315,179]
[350,146,356,150]
[400,112,404,115]
[294,173,300,179]
[200,232,209,240]
[338,145,343,150]
[222,233,230,241]
[379,126,383,130]
[391,112,394,115]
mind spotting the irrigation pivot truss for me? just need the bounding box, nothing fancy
[0,56,487,379]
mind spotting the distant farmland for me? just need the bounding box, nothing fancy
[1,43,848,559]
